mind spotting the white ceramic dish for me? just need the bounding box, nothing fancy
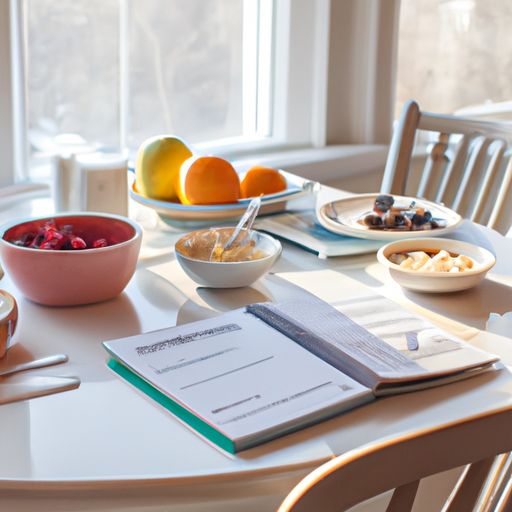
[317,193,463,241]
[175,229,282,288]
[377,238,496,293]
[131,170,316,223]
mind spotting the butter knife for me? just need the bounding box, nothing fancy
[0,354,68,378]
[0,374,80,405]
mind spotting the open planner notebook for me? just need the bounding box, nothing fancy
[103,294,498,454]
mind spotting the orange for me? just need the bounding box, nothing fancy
[176,156,241,205]
[240,166,287,198]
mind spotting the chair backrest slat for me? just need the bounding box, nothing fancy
[417,134,449,200]
[451,136,492,216]
[436,135,471,205]
[385,481,420,512]
[471,140,506,224]
[488,154,512,234]
[381,101,421,195]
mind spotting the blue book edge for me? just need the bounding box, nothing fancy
[107,358,236,454]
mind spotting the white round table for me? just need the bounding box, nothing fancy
[0,188,512,512]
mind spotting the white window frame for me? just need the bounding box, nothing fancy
[194,0,333,156]
[0,0,400,188]
[0,0,28,187]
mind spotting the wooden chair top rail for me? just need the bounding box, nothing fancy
[278,404,512,512]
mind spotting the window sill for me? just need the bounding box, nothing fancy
[231,144,389,184]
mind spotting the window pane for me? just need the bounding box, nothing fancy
[396,0,512,117]
[128,0,244,148]
[27,0,120,156]
[26,0,246,171]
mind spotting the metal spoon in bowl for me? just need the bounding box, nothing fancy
[0,354,69,378]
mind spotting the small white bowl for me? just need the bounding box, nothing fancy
[175,228,282,288]
[377,238,496,293]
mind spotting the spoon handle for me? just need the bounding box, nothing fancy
[223,196,262,250]
[0,354,69,378]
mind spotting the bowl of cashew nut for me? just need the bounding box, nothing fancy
[377,238,496,293]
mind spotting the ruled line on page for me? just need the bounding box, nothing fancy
[218,381,335,425]
[211,394,261,414]
[180,356,274,390]
[150,347,239,375]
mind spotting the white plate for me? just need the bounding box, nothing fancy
[316,193,463,241]
[130,170,316,224]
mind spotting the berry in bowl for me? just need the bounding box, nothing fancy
[0,213,142,306]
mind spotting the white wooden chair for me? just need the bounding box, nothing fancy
[277,404,512,512]
[380,100,512,235]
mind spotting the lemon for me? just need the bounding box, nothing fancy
[135,135,193,201]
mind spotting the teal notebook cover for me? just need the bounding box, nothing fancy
[107,358,235,454]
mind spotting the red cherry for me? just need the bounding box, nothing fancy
[13,220,111,251]
[71,237,86,249]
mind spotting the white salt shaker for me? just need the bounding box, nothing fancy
[75,152,129,216]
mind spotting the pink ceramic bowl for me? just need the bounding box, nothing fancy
[0,213,142,306]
